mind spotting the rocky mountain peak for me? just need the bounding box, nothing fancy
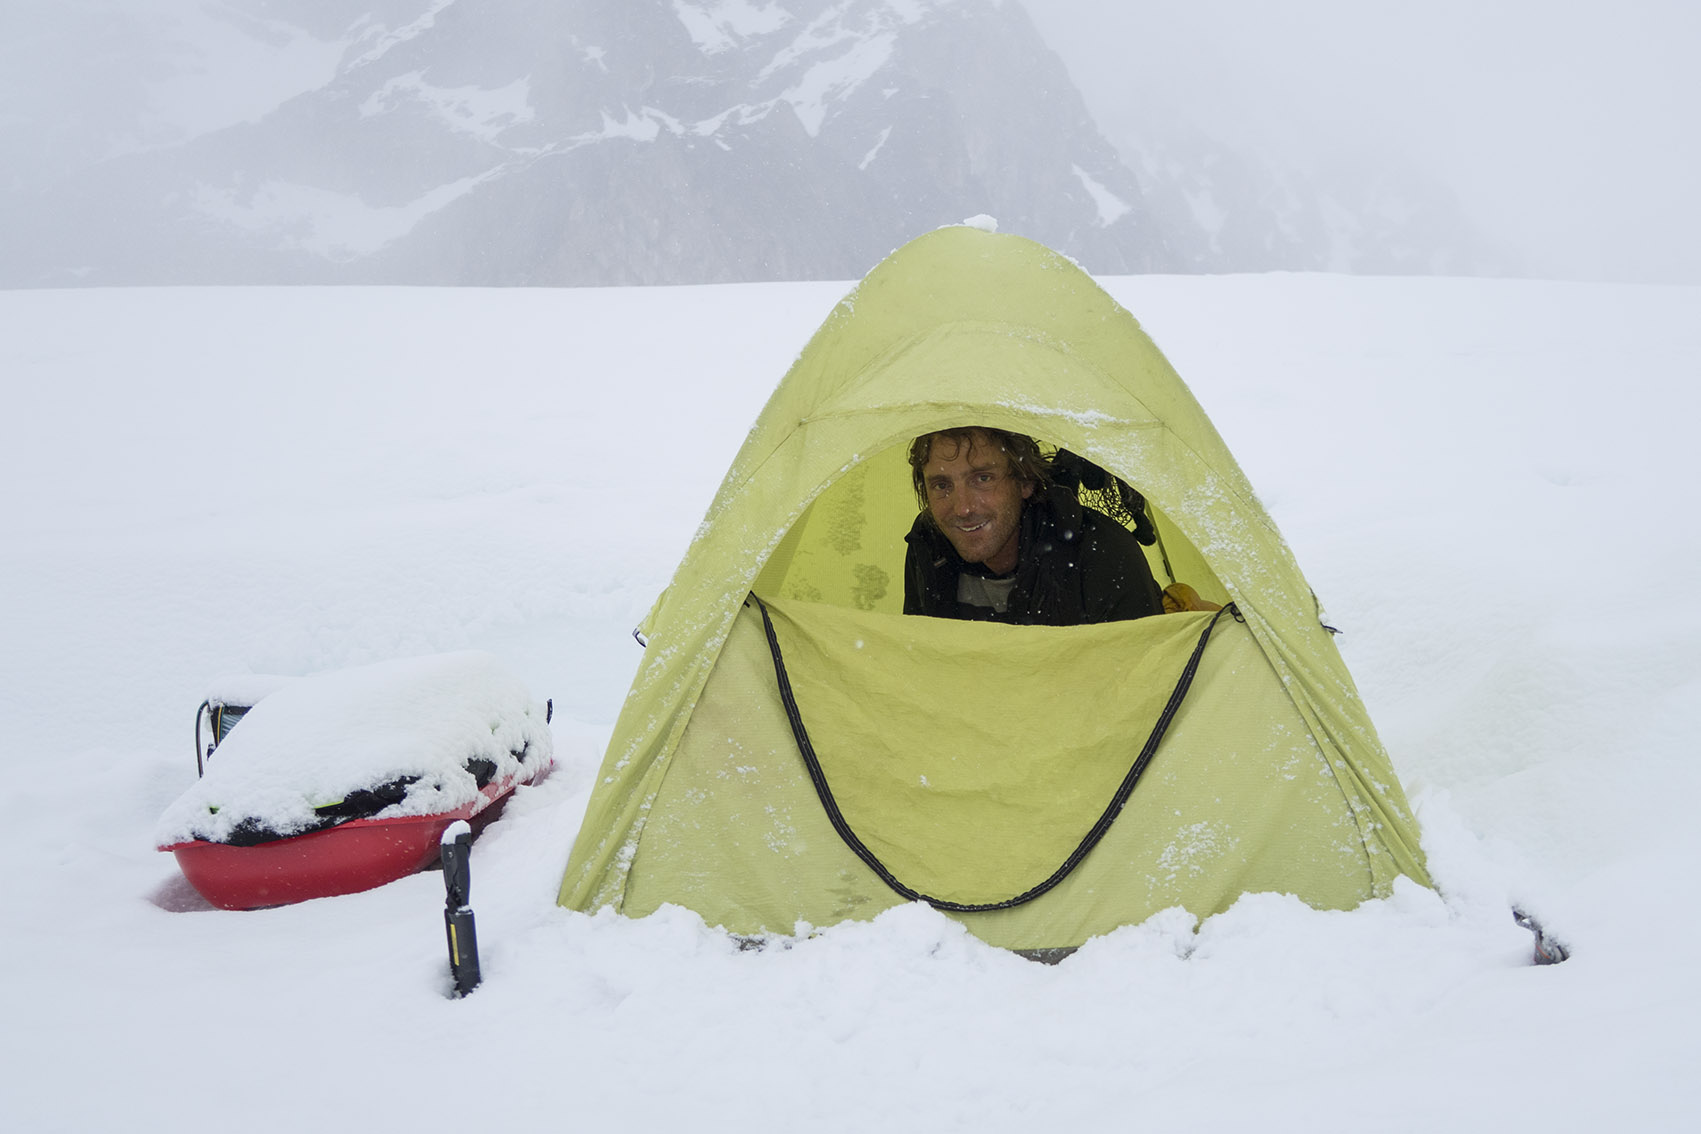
[0,0,1499,287]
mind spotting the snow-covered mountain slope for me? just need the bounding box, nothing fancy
[4,0,1166,285]
[2,272,1697,1129]
[2,0,1500,286]
[1122,122,1520,276]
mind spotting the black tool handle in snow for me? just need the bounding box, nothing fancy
[441,821,482,997]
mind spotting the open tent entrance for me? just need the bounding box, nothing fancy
[752,436,1227,616]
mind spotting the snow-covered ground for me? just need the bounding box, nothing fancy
[2,273,1697,1130]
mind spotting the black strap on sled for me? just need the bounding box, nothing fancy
[751,594,1237,913]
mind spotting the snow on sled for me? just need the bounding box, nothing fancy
[157,652,554,910]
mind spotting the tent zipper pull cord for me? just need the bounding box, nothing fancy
[751,594,1236,913]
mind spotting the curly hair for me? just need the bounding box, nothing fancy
[907,427,1052,512]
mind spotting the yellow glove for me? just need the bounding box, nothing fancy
[1162,583,1222,614]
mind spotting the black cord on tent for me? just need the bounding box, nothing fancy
[1150,521,1177,586]
[751,593,1236,913]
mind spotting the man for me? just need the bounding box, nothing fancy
[902,427,1167,625]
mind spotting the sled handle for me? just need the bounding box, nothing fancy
[194,700,211,778]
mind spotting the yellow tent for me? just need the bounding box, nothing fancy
[559,226,1429,951]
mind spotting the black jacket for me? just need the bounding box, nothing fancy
[902,485,1165,625]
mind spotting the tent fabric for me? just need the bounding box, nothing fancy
[748,594,1235,912]
[616,597,1382,950]
[558,225,1430,949]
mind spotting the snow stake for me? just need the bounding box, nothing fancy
[441,821,482,996]
[1514,908,1570,965]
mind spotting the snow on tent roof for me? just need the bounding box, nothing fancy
[157,651,552,846]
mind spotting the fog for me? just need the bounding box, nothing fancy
[3,0,1696,285]
[1027,0,1701,284]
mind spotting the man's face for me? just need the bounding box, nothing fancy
[922,431,1034,575]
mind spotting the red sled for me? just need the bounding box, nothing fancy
[160,773,534,911]
[158,663,553,910]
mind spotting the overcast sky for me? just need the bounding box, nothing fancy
[1026,0,1701,284]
